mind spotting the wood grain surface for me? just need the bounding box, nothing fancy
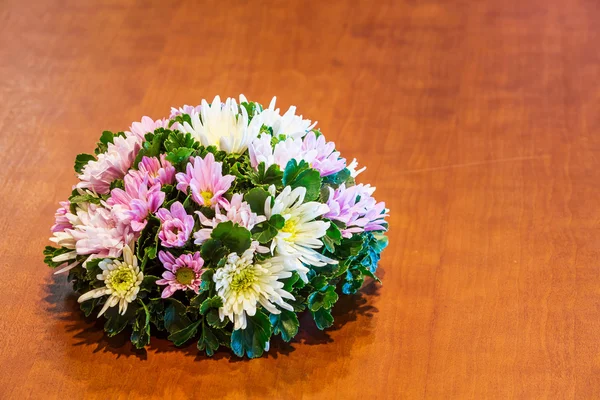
[1,0,599,398]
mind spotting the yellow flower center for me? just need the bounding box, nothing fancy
[107,266,136,294]
[175,268,195,285]
[281,216,300,241]
[230,265,257,292]
[200,191,213,205]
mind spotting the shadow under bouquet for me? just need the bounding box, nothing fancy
[44,95,389,358]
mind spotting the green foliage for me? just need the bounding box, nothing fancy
[249,162,283,187]
[251,214,285,244]
[74,153,95,174]
[197,321,221,356]
[270,310,299,342]
[210,221,252,255]
[132,128,170,168]
[168,319,202,346]
[308,285,339,312]
[311,308,334,330]
[282,159,321,201]
[322,220,342,253]
[43,246,73,268]
[230,310,272,358]
[244,187,269,214]
[199,296,222,315]
[322,168,351,188]
[104,305,137,337]
[131,301,151,349]
[169,113,192,128]
[164,298,192,334]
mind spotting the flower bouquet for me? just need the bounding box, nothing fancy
[44,95,389,358]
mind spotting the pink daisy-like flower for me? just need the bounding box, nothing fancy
[107,173,165,232]
[77,135,141,195]
[128,116,169,141]
[131,155,176,186]
[175,153,235,208]
[300,131,346,177]
[156,201,195,248]
[248,132,345,177]
[193,193,266,244]
[169,104,202,119]
[325,184,388,238]
[51,201,72,233]
[156,251,204,298]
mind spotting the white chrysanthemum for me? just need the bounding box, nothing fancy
[259,97,316,139]
[265,186,337,282]
[347,158,366,178]
[214,244,294,330]
[178,95,263,154]
[77,245,143,317]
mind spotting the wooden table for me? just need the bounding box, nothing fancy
[1,0,599,398]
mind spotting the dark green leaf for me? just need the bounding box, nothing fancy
[164,298,192,334]
[131,301,151,349]
[211,221,252,254]
[244,187,269,214]
[311,308,334,330]
[199,296,222,315]
[230,310,272,358]
[308,285,339,311]
[74,153,95,174]
[197,321,220,356]
[168,319,201,346]
[270,309,299,342]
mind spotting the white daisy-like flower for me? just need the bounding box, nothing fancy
[77,245,143,317]
[259,97,316,139]
[214,243,294,330]
[264,186,337,282]
[177,95,263,154]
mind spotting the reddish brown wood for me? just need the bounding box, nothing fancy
[1,0,599,398]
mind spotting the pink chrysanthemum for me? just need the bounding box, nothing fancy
[156,251,204,298]
[51,201,72,233]
[77,135,141,195]
[249,132,345,177]
[131,155,176,186]
[325,184,388,238]
[193,193,266,244]
[169,104,202,119]
[156,201,195,248]
[175,153,235,208]
[128,116,169,141]
[301,131,346,176]
[107,173,165,232]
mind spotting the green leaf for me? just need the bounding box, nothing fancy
[282,159,321,201]
[230,310,272,358]
[244,187,269,214]
[169,113,192,128]
[94,131,125,155]
[251,214,286,244]
[130,301,151,349]
[132,129,169,167]
[103,304,136,337]
[43,246,74,268]
[199,296,222,315]
[164,298,192,334]
[322,221,342,252]
[206,309,228,328]
[322,168,351,187]
[250,162,283,186]
[310,275,328,291]
[311,308,334,330]
[140,275,159,292]
[197,321,220,356]
[165,147,195,165]
[79,298,100,317]
[308,285,339,311]
[74,153,95,174]
[210,221,252,254]
[164,131,200,152]
[269,214,285,229]
[168,319,202,346]
[270,309,299,342]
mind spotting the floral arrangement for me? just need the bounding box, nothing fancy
[44,95,389,358]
